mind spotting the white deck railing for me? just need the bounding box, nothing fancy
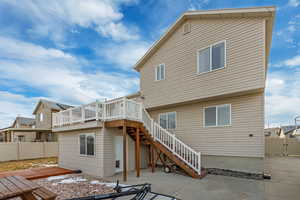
[52,98,201,175]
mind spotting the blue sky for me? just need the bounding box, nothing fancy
[0,0,299,128]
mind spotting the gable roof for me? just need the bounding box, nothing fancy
[32,99,73,114]
[281,125,300,135]
[134,6,276,72]
[12,117,35,127]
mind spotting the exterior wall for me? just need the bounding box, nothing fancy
[35,104,52,129]
[140,17,266,108]
[12,131,36,142]
[58,128,148,177]
[149,92,264,158]
[0,142,58,162]
[202,155,263,173]
[58,128,103,177]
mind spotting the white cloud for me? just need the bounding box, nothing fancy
[288,0,300,7]
[273,55,300,67]
[96,22,139,41]
[0,36,139,127]
[1,0,139,44]
[0,91,39,128]
[265,69,300,127]
[97,41,150,70]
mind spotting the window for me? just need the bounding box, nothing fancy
[204,104,231,127]
[79,133,95,156]
[18,135,25,142]
[40,113,43,122]
[155,64,165,81]
[159,112,176,129]
[198,41,226,73]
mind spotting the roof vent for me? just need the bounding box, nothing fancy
[183,23,191,35]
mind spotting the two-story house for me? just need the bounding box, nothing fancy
[0,99,73,142]
[52,6,275,180]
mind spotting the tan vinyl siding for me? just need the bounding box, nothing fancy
[140,17,266,108]
[58,127,148,177]
[58,128,102,176]
[149,92,264,158]
[35,105,52,129]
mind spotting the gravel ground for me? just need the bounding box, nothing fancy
[33,174,116,200]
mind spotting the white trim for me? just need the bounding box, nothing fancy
[79,133,96,157]
[197,40,226,74]
[203,104,231,127]
[155,63,165,81]
[158,111,177,130]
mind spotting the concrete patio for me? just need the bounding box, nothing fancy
[264,156,300,200]
[107,169,264,200]
[106,157,300,200]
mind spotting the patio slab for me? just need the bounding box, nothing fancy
[107,169,264,200]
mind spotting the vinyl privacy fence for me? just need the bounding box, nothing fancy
[265,138,300,157]
[0,142,58,162]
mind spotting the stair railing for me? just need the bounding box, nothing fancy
[52,98,201,175]
[141,107,201,175]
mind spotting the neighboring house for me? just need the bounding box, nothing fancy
[264,127,281,137]
[279,125,300,138]
[52,7,275,180]
[0,99,73,142]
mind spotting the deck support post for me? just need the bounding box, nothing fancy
[135,127,140,177]
[123,122,127,182]
[150,145,155,173]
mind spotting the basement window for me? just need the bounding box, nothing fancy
[79,133,95,156]
[204,104,231,127]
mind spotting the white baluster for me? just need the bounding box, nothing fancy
[95,101,99,120]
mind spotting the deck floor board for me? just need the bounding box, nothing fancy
[0,167,75,180]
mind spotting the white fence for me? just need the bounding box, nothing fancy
[0,142,58,162]
[53,98,201,175]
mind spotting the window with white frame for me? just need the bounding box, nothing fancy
[198,41,225,73]
[79,133,95,156]
[155,64,165,81]
[159,112,176,129]
[204,104,231,127]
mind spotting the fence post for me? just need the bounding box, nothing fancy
[17,142,20,160]
[43,142,46,158]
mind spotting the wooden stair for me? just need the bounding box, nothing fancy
[126,124,206,179]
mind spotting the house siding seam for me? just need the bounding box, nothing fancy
[149,92,264,158]
[140,17,265,109]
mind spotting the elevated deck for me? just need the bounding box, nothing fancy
[52,98,204,181]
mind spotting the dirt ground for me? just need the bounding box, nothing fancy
[0,157,57,172]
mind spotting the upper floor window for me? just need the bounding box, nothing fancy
[159,112,176,129]
[204,104,231,127]
[197,41,226,74]
[155,64,165,81]
[79,133,95,156]
[40,113,43,122]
